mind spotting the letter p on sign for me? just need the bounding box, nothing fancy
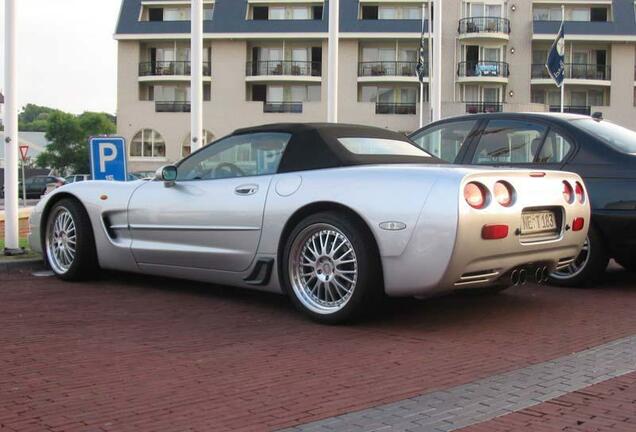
[90,137,128,181]
[99,143,118,173]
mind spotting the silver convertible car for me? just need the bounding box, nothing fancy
[30,124,590,323]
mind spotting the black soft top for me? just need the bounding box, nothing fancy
[233,123,444,173]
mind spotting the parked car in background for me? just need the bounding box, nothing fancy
[410,113,636,286]
[129,171,155,180]
[65,174,92,184]
[1,175,65,199]
[30,123,589,323]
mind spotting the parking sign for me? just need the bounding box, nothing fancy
[89,137,127,181]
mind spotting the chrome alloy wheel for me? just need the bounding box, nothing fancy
[289,224,358,315]
[550,236,590,280]
[46,207,77,274]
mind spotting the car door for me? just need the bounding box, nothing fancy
[127,131,291,272]
[410,119,481,163]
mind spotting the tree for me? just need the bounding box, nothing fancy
[35,111,116,174]
[18,104,62,132]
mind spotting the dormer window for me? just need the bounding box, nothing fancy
[249,3,323,20]
[360,3,425,21]
[141,1,214,22]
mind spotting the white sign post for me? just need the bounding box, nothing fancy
[327,0,339,123]
[19,145,29,207]
[3,0,20,254]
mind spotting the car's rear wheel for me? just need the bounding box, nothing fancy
[282,211,382,324]
[548,225,608,287]
[44,198,98,280]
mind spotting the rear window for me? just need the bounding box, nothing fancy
[570,119,636,154]
[338,137,432,157]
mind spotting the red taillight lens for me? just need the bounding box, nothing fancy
[562,181,574,204]
[482,224,509,240]
[575,182,585,204]
[494,181,514,207]
[464,182,487,209]
[572,217,585,231]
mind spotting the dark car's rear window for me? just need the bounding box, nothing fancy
[570,118,636,155]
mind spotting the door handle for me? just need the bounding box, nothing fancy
[235,184,259,196]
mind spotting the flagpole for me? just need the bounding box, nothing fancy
[560,4,565,113]
[427,1,433,122]
[432,0,442,122]
[327,0,339,123]
[418,3,426,128]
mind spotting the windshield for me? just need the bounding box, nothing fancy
[338,137,432,157]
[570,118,636,154]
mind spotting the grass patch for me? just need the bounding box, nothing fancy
[0,237,41,260]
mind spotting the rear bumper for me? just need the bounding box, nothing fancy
[382,171,590,297]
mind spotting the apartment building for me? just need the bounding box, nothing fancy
[115,0,636,170]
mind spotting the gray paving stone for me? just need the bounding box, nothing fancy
[278,335,636,432]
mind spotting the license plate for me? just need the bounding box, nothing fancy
[521,211,557,234]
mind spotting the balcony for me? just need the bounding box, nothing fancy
[457,61,509,83]
[263,101,303,113]
[531,64,611,83]
[246,61,321,81]
[358,61,422,82]
[155,101,191,112]
[458,17,510,40]
[549,105,591,115]
[139,61,211,78]
[466,102,503,114]
[375,103,416,115]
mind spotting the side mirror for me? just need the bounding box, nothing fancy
[155,165,178,187]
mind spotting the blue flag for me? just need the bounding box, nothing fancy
[546,22,565,87]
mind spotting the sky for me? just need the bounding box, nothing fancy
[0,0,121,115]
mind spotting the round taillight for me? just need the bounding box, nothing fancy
[562,181,574,204]
[494,181,514,207]
[464,182,487,209]
[575,182,585,204]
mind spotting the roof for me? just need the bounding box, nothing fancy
[115,0,425,36]
[228,122,444,173]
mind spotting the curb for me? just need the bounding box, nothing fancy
[0,258,45,272]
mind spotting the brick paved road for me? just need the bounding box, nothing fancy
[0,265,635,431]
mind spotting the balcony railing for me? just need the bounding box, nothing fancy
[263,101,303,113]
[458,17,511,34]
[531,63,611,80]
[139,61,212,77]
[549,105,591,115]
[358,61,422,77]
[466,102,503,114]
[458,61,510,78]
[246,61,321,77]
[155,101,191,112]
[375,103,416,115]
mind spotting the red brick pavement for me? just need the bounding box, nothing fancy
[460,371,636,432]
[0,266,635,431]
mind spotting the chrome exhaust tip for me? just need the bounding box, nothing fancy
[535,267,543,284]
[510,269,519,286]
[519,269,527,285]
[542,266,550,283]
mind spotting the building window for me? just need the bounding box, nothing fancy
[131,129,166,158]
[204,5,214,20]
[148,8,163,21]
[531,89,546,105]
[250,4,322,20]
[361,4,424,20]
[142,4,214,22]
[533,7,562,21]
[182,130,215,157]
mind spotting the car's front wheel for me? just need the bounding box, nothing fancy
[44,198,98,280]
[548,225,609,287]
[282,211,382,324]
